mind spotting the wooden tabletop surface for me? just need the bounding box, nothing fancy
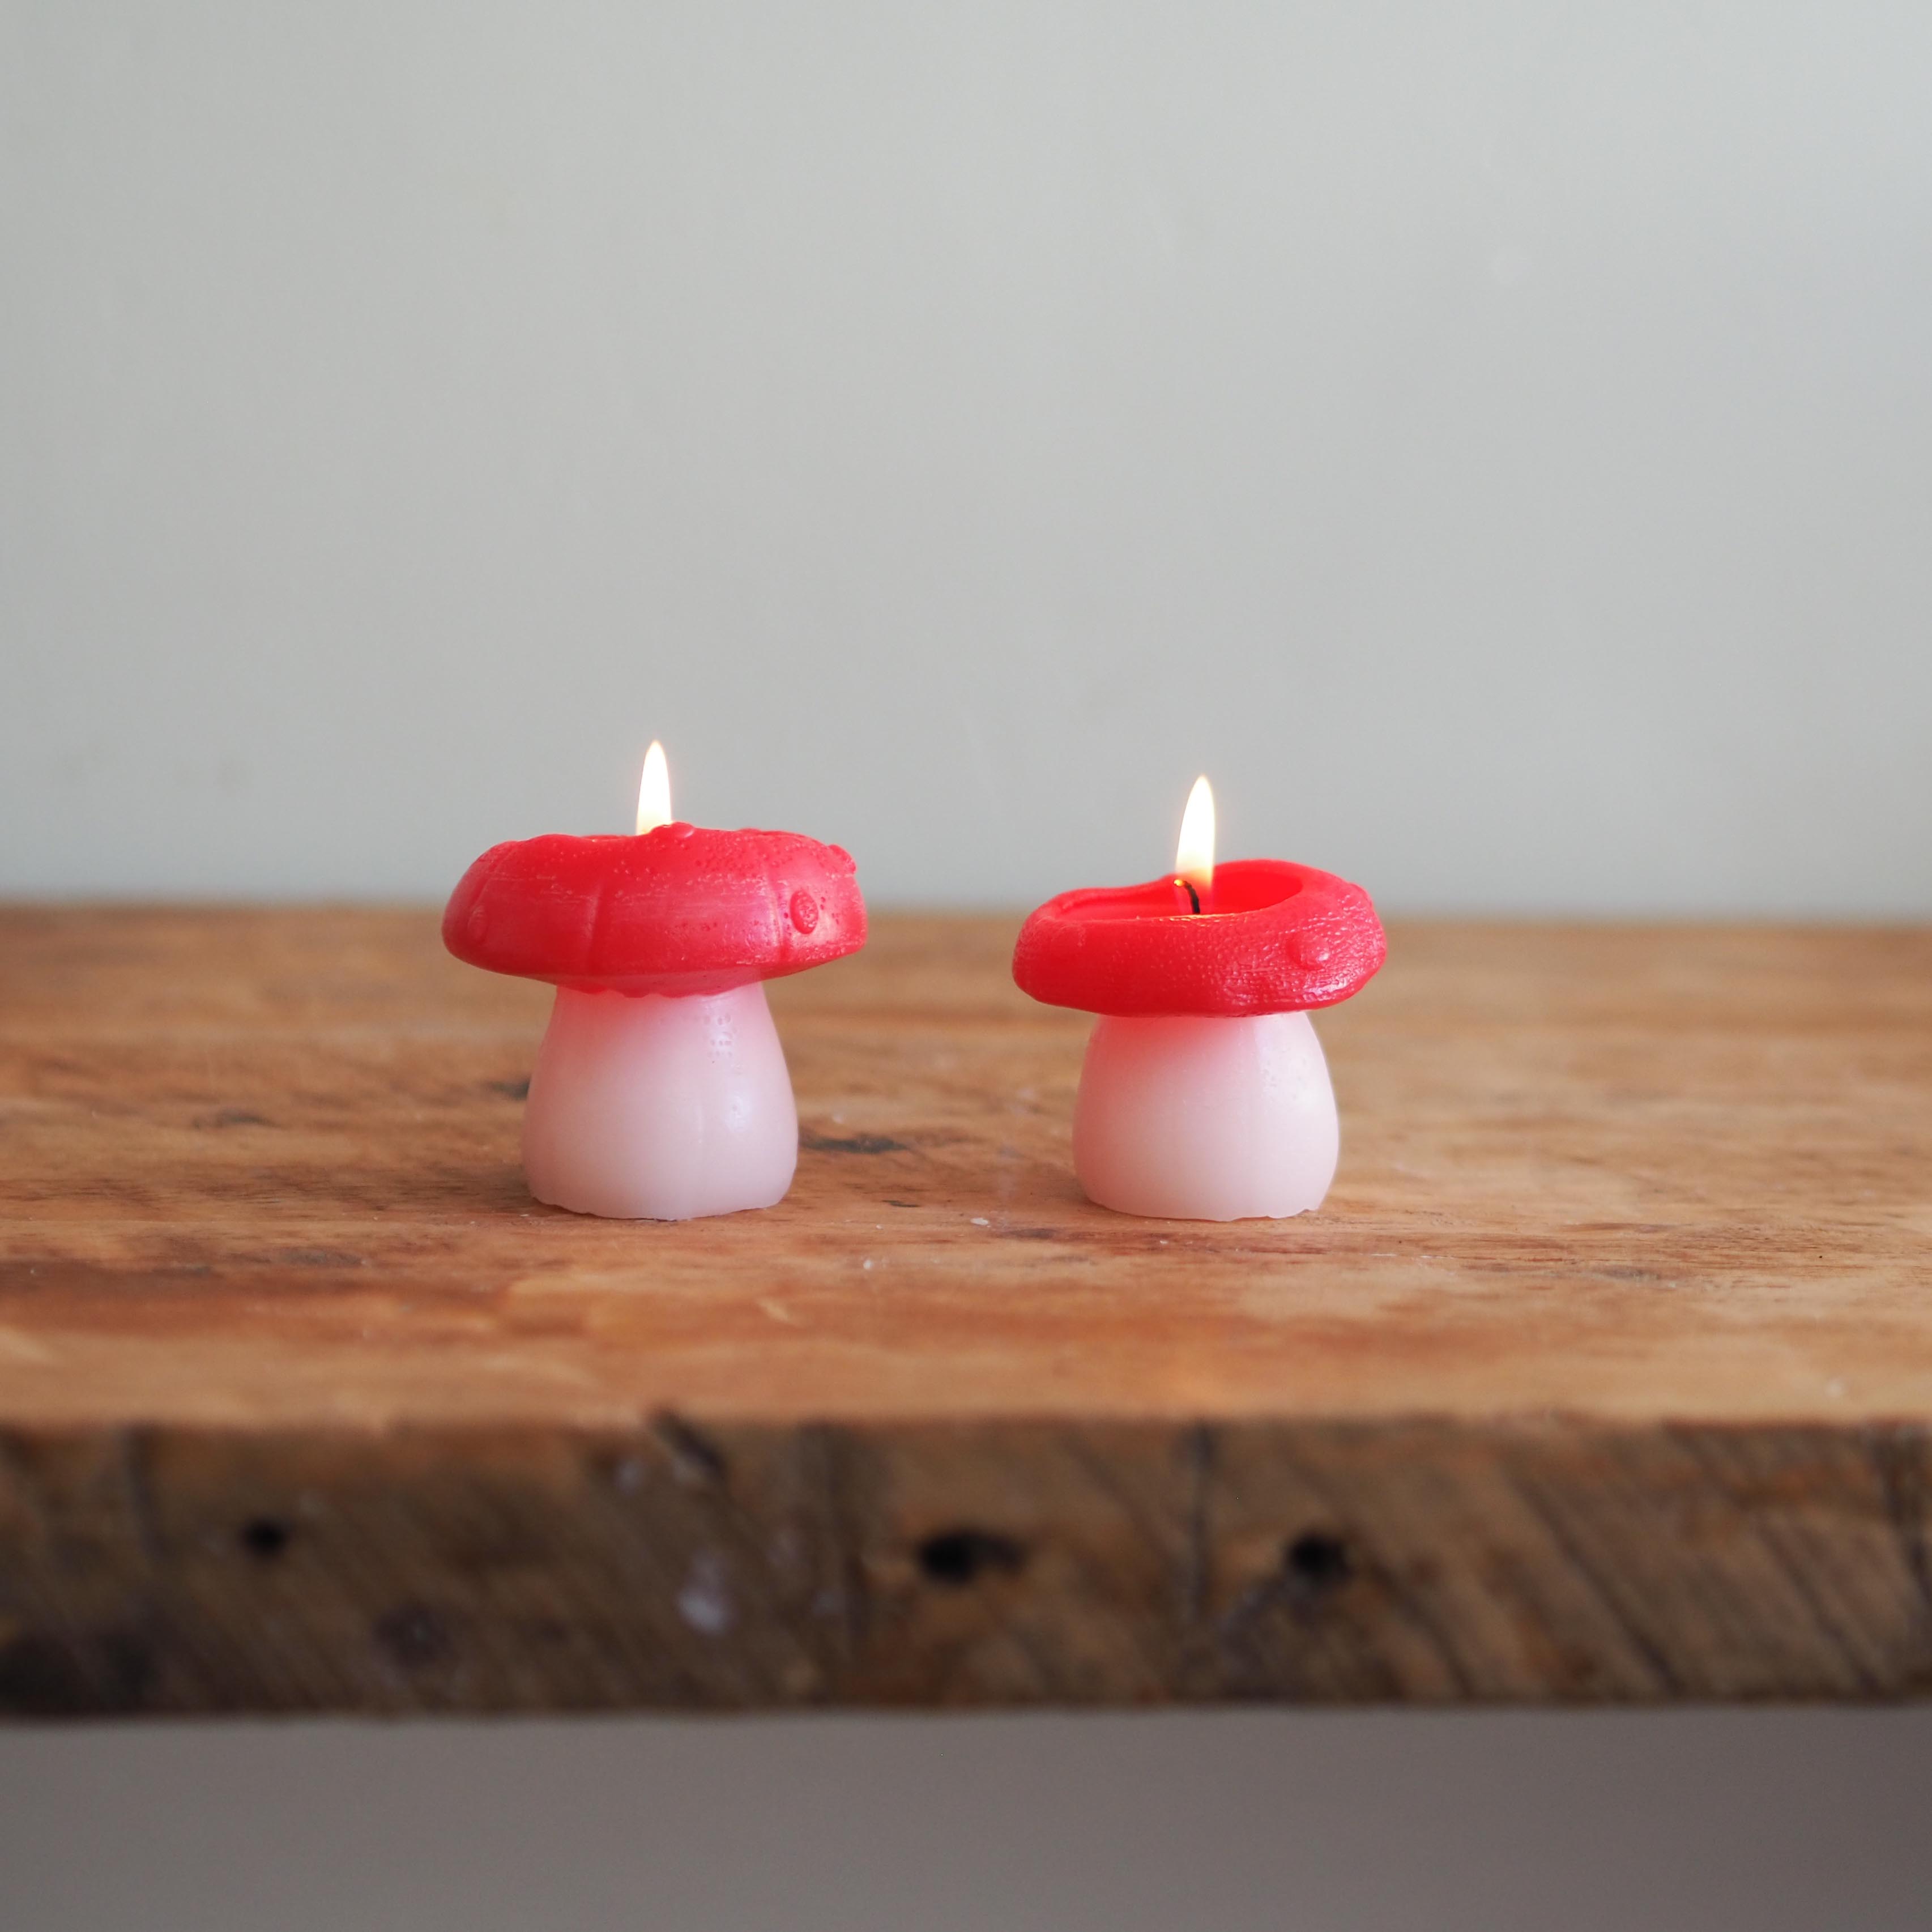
[2,907,1929,1714]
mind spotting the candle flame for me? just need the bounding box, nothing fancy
[636,740,672,834]
[1175,775,1215,893]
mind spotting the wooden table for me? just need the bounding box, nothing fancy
[2,908,1929,1715]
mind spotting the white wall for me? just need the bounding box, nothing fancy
[5,1,1930,911]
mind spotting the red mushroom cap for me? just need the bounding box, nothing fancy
[1012,858,1384,1018]
[444,825,867,997]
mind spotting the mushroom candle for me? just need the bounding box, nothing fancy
[443,745,866,1219]
[1012,780,1384,1221]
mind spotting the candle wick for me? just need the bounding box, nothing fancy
[1183,880,1201,915]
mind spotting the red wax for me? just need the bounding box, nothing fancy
[1012,858,1384,1018]
[444,824,867,997]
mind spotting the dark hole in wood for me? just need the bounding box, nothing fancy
[239,1517,291,1560]
[488,1077,531,1101]
[1284,1531,1352,1595]
[918,1529,1027,1587]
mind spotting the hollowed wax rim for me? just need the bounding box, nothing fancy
[1012,858,1385,1018]
[443,824,867,997]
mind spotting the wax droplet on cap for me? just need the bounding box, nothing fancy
[790,889,820,934]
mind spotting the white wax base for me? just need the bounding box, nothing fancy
[1072,1010,1339,1221]
[521,983,798,1221]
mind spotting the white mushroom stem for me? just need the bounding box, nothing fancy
[521,983,797,1220]
[1071,1010,1338,1221]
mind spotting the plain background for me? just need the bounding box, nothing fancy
[3,1709,1932,1932]
[4,0,1931,911]
[5,4,1931,1927]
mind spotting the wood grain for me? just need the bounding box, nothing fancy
[1,907,1930,1712]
